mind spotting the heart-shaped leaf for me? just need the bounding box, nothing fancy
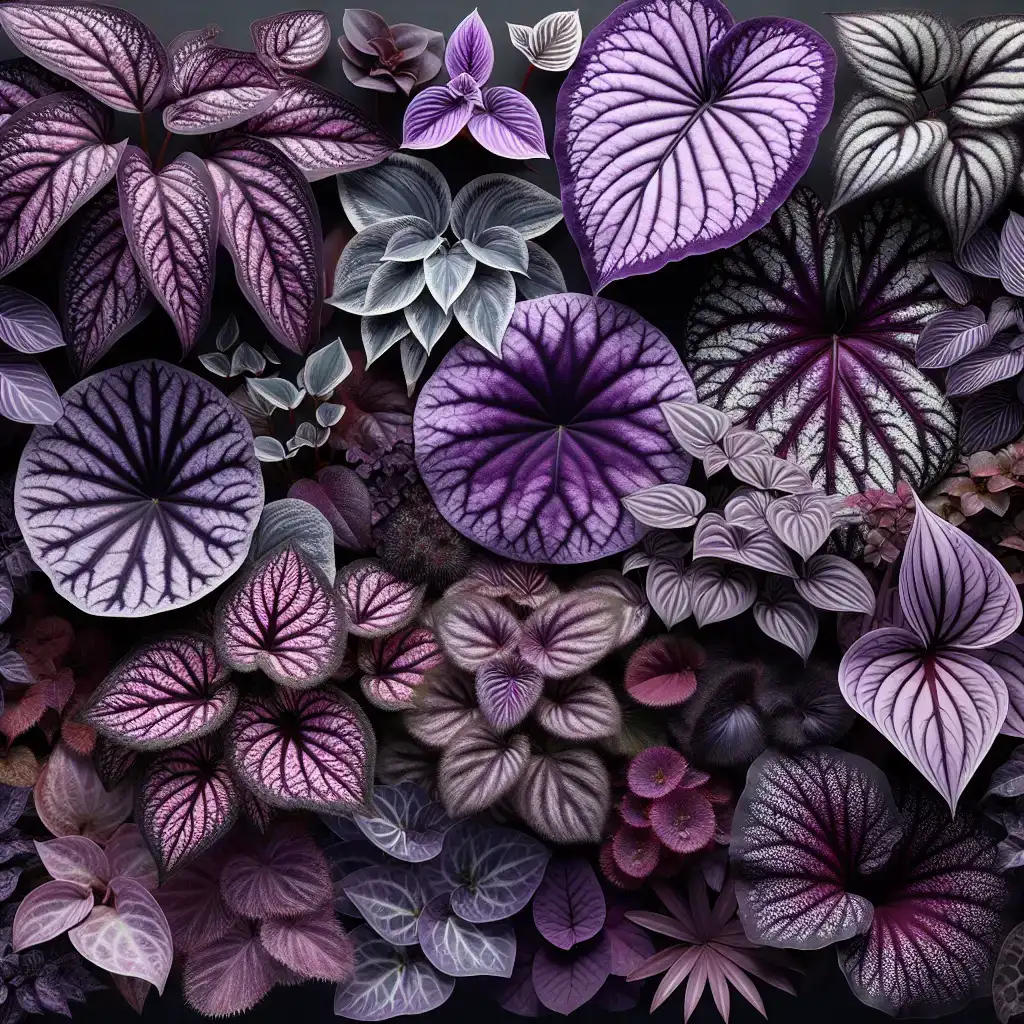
[13,879,94,950]
[765,492,833,559]
[532,858,605,951]
[403,666,482,750]
[475,651,544,732]
[154,848,234,954]
[259,911,353,981]
[533,675,622,742]
[34,836,109,889]
[342,864,425,945]
[694,513,798,577]
[34,744,132,842]
[753,579,818,662]
[359,627,444,711]
[688,561,757,627]
[949,16,1024,128]
[645,557,691,630]
[436,593,521,670]
[418,895,515,978]
[621,484,706,530]
[508,11,582,72]
[104,824,158,890]
[438,721,529,817]
[532,932,611,1014]
[512,748,610,845]
[795,554,875,614]
[352,782,451,863]
[250,10,331,70]
[337,559,425,639]
[182,919,280,1017]
[519,593,622,679]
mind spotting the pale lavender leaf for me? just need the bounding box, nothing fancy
[0,285,62,353]
[645,557,691,629]
[693,512,798,577]
[353,781,451,863]
[533,674,622,742]
[916,307,991,368]
[622,483,705,529]
[0,58,62,127]
[689,561,757,627]
[928,261,973,304]
[437,721,529,817]
[659,401,732,458]
[12,879,93,949]
[418,894,515,978]
[794,554,875,614]
[0,357,61,424]
[358,626,443,711]
[753,578,818,662]
[519,592,621,679]
[946,333,1024,396]
[34,835,108,889]
[250,10,331,71]
[1000,211,1024,298]
[765,491,832,558]
[446,9,494,82]
[182,919,279,1017]
[469,87,546,160]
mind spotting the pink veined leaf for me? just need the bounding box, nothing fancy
[337,559,426,639]
[215,543,347,688]
[226,686,375,814]
[105,824,159,891]
[12,879,94,950]
[259,911,354,982]
[117,148,218,355]
[68,877,173,993]
[519,592,622,679]
[533,674,622,742]
[183,919,280,1017]
[475,651,544,732]
[154,847,236,954]
[250,10,331,70]
[469,559,560,609]
[469,87,547,160]
[83,632,237,752]
[435,592,521,670]
[0,93,126,278]
[0,58,63,127]
[205,134,323,355]
[0,2,169,113]
[358,626,444,711]
[34,835,109,888]
[139,738,239,878]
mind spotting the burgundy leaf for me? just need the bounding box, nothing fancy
[532,932,611,1014]
[288,467,373,550]
[183,919,279,1017]
[0,93,125,277]
[117,148,217,355]
[435,593,521,670]
[513,748,611,845]
[475,651,544,732]
[259,911,353,981]
[624,636,701,708]
[0,58,62,127]
[12,879,93,949]
[205,134,322,355]
[250,10,331,70]
[226,686,374,814]
[0,2,168,113]
[520,592,621,679]
[403,665,483,749]
[358,626,443,711]
[215,543,347,688]
[533,674,622,742]
[437,720,529,816]
[154,848,234,954]
[532,857,606,950]
[337,559,425,639]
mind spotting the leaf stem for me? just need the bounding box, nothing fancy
[155,131,172,170]
[138,113,150,158]
[520,64,534,92]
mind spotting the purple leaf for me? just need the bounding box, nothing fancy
[512,748,610,845]
[0,357,61,424]
[469,87,547,160]
[995,922,1024,1024]
[289,466,373,550]
[60,188,151,376]
[215,543,347,688]
[984,634,1024,737]
[961,381,1024,453]
[475,651,544,732]
[604,902,655,977]
[337,558,425,638]
[694,512,798,577]
[765,491,832,559]
[645,557,691,629]
[687,189,957,494]
[401,83,475,149]
[418,894,515,978]
[446,10,493,81]
[628,746,688,799]
[532,858,606,950]
[689,561,757,626]
[353,781,451,863]
[0,57,62,127]
[437,720,529,816]
[105,824,159,890]
[359,627,443,711]
[0,285,62,353]
[519,593,622,679]
[534,675,622,742]
[0,3,168,113]
[649,787,715,853]
[139,738,238,877]
[436,593,521,670]
[0,93,125,278]
[15,360,264,616]
[154,848,234,954]
[83,633,236,752]
[659,401,732,458]
[753,578,818,662]
[794,554,875,614]
[182,920,279,1017]
[342,863,426,945]
[624,636,700,707]
[402,664,483,750]
[731,747,902,949]
[555,2,834,292]
[117,148,217,356]
[226,686,374,814]
[13,879,93,949]
[946,333,1024,396]
[621,483,706,530]
[205,135,323,355]
[415,293,695,563]
[35,835,107,888]
[250,10,331,70]
[916,307,991,368]
[533,932,611,1014]
[259,911,353,981]
[244,77,396,182]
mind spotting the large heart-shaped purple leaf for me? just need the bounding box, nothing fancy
[532,858,606,951]
[13,879,94,950]
[342,863,426,946]
[15,360,264,617]
[83,632,236,751]
[182,920,279,1017]
[0,58,62,127]
[205,135,322,355]
[0,2,168,113]
[554,0,835,292]
[512,748,610,845]
[532,933,612,1014]
[215,543,347,689]
[0,93,125,278]
[117,148,217,356]
[435,593,521,670]
[403,665,484,750]
[352,781,451,863]
[415,293,695,563]
[358,627,443,711]
[250,10,331,70]
[337,559,425,639]
[226,686,374,814]
[686,189,957,494]
[244,77,396,182]
[417,894,516,978]
[138,738,238,878]
[437,721,529,817]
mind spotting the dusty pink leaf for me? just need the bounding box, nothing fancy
[337,558,425,638]
[13,879,93,949]
[183,919,279,1017]
[259,911,354,981]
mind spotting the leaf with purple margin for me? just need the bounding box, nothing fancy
[534,675,621,742]
[342,864,425,945]
[244,78,396,182]
[206,135,322,355]
[83,633,236,751]
[794,554,875,614]
[533,932,611,1014]
[418,894,515,978]
[0,285,62,353]
[554,0,835,292]
[469,88,547,160]
[215,543,346,688]
[753,578,818,662]
[403,665,482,750]
[512,748,610,845]
[117,148,217,356]
[694,512,797,577]
[765,492,832,559]
[415,293,695,563]
[689,561,757,627]
[475,651,543,732]
[359,627,443,711]
[645,557,691,629]
[15,360,264,617]
[435,593,520,670]
[182,919,279,1017]
[250,10,331,70]
[0,2,167,113]
[337,559,425,639]
[731,747,902,949]
[916,307,991,368]
[139,738,238,877]
[438,721,529,817]
[0,58,62,127]
[519,592,621,680]
[226,687,374,814]
[0,358,61,424]
[0,93,125,278]
[13,879,93,950]
[353,782,451,863]
[532,858,605,951]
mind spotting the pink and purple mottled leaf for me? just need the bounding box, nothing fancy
[337,559,425,639]
[358,627,443,711]
[250,10,331,70]
[12,879,94,949]
[532,858,606,950]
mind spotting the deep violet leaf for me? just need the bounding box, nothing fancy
[418,894,516,978]
[244,77,396,182]
[415,293,695,563]
[435,593,521,671]
[532,858,606,950]
[15,360,264,617]
[403,665,484,750]
[12,879,93,950]
[154,847,234,953]
[205,135,323,355]
[469,87,547,161]
[83,633,236,752]
[624,635,701,708]
[512,748,611,845]
[342,863,426,946]
[0,2,168,113]
[259,911,353,982]
[250,10,331,70]
[288,466,373,551]
[475,651,544,732]
[519,593,622,680]
[333,926,454,1021]
[117,148,217,356]
[351,782,451,864]
[34,744,132,842]
[182,919,279,1017]
[0,93,125,279]
[138,738,238,877]
[533,675,622,742]
[226,686,374,814]
[358,627,443,711]
[337,559,425,639]
[437,721,529,817]
[60,188,151,377]
[215,543,347,688]
[730,747,902,949]
[532,932,611,1014]
[686,189,957,495]
[554,0,835,292]
[0,58,62,127]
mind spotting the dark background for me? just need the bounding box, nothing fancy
[0,0,1014,1022]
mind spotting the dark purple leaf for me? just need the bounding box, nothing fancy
[475,650,544,731]
[83,632,237,751]
[205,135,322,355]
[533,674,622,742]
[258,911,353,981]
[401,81,476,150]
[437,720,529,817]
[337,558,424,638]
[358,626,443,711]
[627,746,688,799]
[403,665,483,749]
[244,77,396,181]
[353,781,451,863]
[250,10,331,70]
[604,901,655,977]
[435,592,521,670]
[686,189,957,494]
[155,847,234,953]
[532,932,611,1014]
[342,863,425,945]
[995,922,1024,1024]
[0,93,125,278]
[532,857,606,950]
[215,543,347,688]
[961,381,1024,453]
[226,686,374,814]
[417,894,515,978]
[0,2,168,113]
[554,1,834,291]
[0,285,62,353]
[15,360,264,616]
[415,293,695,563]
[0,57,62,127]
[512,748,610,845]
[182,919,279,1016]
[519,593,622,679]
[289,466,373,551]
[0,357,61,424]
[649,787,716,853]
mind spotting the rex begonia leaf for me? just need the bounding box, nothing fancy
[15,360,264,617]
[554,0,835,291]
[250,10,331,71]
[532,857,606,950]
[337,559,425,639]
[415,293,695,563]
[352,781,451,864]
[686,188,957,494]
[358,627,443,711]
[417,895,516,978]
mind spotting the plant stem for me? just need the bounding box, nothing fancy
[155,130,172,170]
[520,64,534,92]
[138,113,150,157]
[871,561,896,630]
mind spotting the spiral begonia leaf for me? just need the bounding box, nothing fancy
[358,627,443,711]
[415,293,695,563]
[250,10,331,70]
[532,858,606,950]
[15,360,264,617]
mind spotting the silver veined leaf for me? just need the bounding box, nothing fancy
[507,12,583,72]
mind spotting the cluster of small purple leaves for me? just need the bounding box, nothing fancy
[339,10,444,94]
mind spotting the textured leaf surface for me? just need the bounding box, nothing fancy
[533,675,622,742]
[0,357,61,424]
[532,932,611,1014]
[512,748,610,844]
[532,858,605,950]
[353,781,451,863]
[338,559,425,638]
[0,58,61,127]
[359,627,443,711]
[417,895,515,978]
[182,920,279,1017]
[34,744,132,842]
[624,636,700,707]
[475,651,543,731]
[13,879,93,949]
[435,593,521,670]
[519,593,621,679]
[438,722,529,816]
[403,667,483,750]
[342,864,425,946]
[0,284,62,353]
[259,911,353,981]
[250,10,331,70]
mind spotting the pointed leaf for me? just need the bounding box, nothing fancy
[475,651,543,732]
[34,836,107,888]
[509,11,582,72]
[519,592,621,679]
[694,513,797,577]
[949,17,1024,128]
[446,10,494,81]
[460,225,529,273]
[795,554,875,614]
[337,559,425,638]
[336,153,451,234]
[424,241,476,310]
[34,744,131,842]
[352,781,451,863]
[359,627,443,711]
[532,857,605,950]
[182,920,279,1017]
[418,894,514,978]
[689,561,757,627]
[13,879,93,950]
[342,864,425,946]
[0,358,61,424]
[0,57,61,127]
[753,579,818,662]
[622,484,706,529]
[435,593,521,670]
[916,306,991,368]
[403,666,483,750]
[401,84,474,149]
[452,264,516,356]
[438,721,528,816]
[0,285,62,353]
[765,491,832,558]
[645,557,691,629]
[534,674,622,742]
[469,87,547,160]
[250,10,331,71]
